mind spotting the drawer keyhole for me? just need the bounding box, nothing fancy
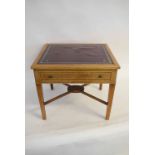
[48,75,53,78]
[98,75,102,78]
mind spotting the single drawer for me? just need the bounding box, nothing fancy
[38,71,112,83]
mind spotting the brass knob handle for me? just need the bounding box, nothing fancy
[48,75,53,78]
[98,75,102,78]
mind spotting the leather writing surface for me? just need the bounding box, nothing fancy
[39,44,113,64]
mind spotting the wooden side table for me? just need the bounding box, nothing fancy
[31,44,120,120]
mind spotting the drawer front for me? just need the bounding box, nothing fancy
[37,71,115,83]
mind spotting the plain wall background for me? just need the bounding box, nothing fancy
[26,1,128,154]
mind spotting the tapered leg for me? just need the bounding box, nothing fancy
[99,84,102,90]
[50,84,54,90]
[106,84,116,120]
[36,83,46,120]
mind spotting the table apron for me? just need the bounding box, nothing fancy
[34,70,117,84]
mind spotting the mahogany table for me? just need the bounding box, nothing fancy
[31,44,120,120]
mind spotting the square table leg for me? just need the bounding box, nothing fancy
[106,84,116,120]
[50,84,54,90]
[36,83,46,120]
[99,84,102,90]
